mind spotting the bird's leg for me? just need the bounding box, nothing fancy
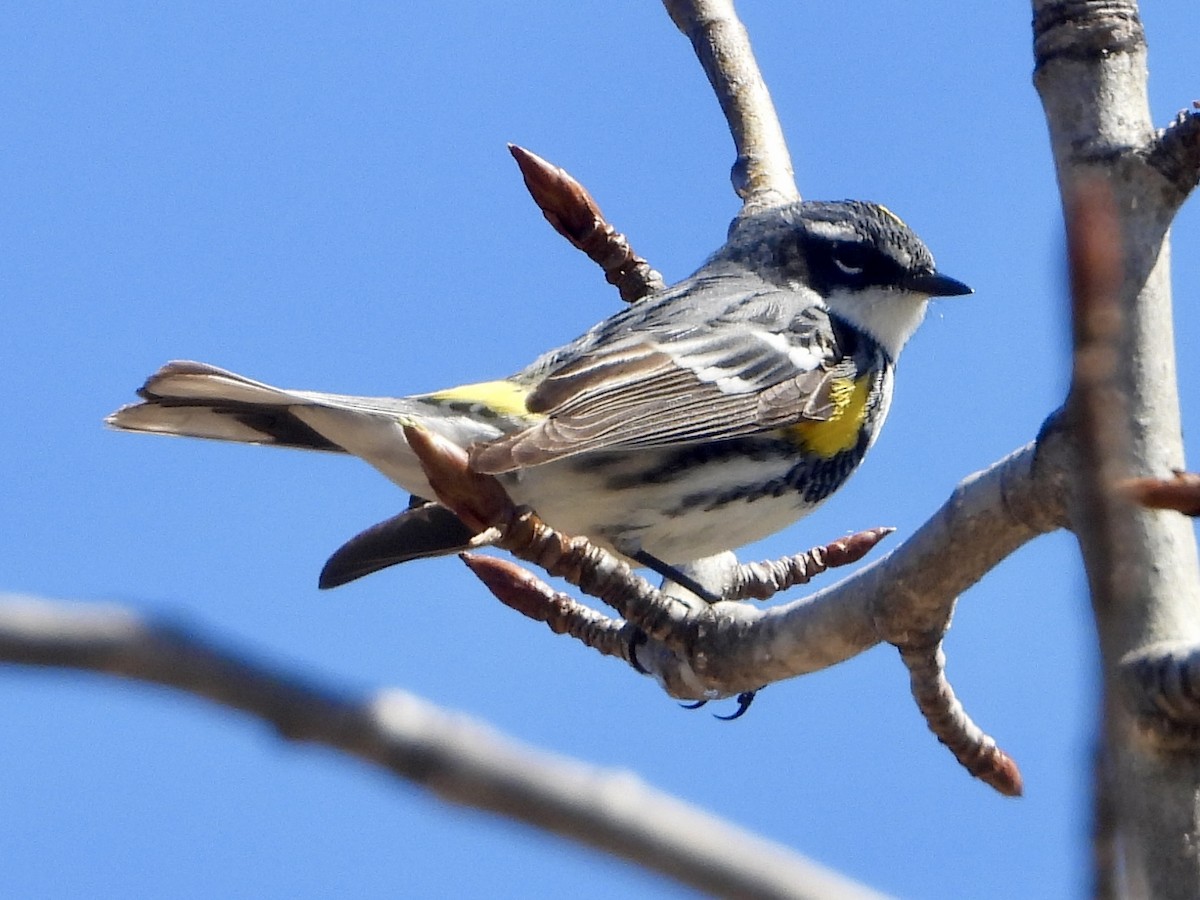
[628,549,723,604]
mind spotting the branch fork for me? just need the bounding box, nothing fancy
[404,418,1024,795]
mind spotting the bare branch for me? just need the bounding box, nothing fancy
[898,636,1023,797]
[0,595,884,900]
[1037,0,1200,872]
[663,0,799,210]
[725,528,895,602]
[410,402,1063,791]
[508,144,665,302]
[459,552,641,666]
[1123,471,1200,516]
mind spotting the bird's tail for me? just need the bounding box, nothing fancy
[106,360,352,451]
[107,360,526,586]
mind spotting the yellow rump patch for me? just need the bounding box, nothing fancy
[785,374,873,457]
[425,380,535,418]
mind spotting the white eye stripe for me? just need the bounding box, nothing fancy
[834,258,864,276]
[807,219,857,241]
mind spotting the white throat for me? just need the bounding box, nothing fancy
[822,287,930,360]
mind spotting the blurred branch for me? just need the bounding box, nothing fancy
[1064,174,1138,900]
[1122,471,1200,516]
[1065,181,1129,626]
[663,0,799,210]
[0,594,883,900]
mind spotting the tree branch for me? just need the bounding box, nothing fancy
[663,0,799,210]
[508,144,665,303]
[0,594,884,900]
[408,407,1059,791]
[1035,1,1200,894]
[898,636,1023,797]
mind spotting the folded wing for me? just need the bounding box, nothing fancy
[472,309,852,473]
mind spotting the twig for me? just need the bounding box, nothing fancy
[404,424,698,647]
[509,145,665,302]
[897,636,1023,797]
[662,0,799,210]
[725,528,894,601]
[1122,471,1200,516]
[459,552,640,666]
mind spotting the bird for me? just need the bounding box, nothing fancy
[107,199,970,598]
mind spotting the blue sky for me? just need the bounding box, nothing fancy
[2,2,1197,897]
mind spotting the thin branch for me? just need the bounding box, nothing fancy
[508,144,665,303]
[663,0,799,210]
[405,423,700,649]
[724,528,895,602]
[0,595,885,900]
[1066,179,1129,622]
[1122,471,1200,516]
[408,407,1061,792]
[459,552,641,666]
[898,637,1023,797]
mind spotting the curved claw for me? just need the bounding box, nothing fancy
[715,690,758,721]
[628,629,649,675]
[680,700,708,710]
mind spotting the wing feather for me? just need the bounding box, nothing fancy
[472,300,857,474]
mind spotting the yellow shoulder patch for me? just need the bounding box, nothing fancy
[424,380,536,418]
[785,374,873,457]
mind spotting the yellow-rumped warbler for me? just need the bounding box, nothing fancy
[108,200,969,594]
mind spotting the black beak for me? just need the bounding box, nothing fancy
[905,270,973,297]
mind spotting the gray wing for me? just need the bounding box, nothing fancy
[471,292,853,474]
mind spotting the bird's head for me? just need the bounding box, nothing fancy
[713,200,972,359]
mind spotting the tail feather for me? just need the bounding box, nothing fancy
[106,361,346,452]
[108,361,520,588]
[319,501,481,589]
[138,360,297,406]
